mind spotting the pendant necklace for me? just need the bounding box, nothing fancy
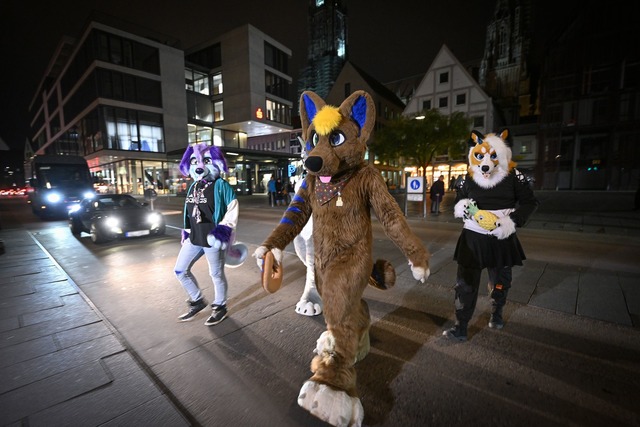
[192,180,212,223]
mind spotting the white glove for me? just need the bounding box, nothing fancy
[491,215,516,240]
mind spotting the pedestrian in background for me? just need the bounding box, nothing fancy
[275,178,284,206]
[267,176,277,207]
[430,175,445,214]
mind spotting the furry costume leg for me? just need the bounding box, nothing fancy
[293,232,322,316]
[297,260,370,427]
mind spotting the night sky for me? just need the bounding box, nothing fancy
[0,0,576,153]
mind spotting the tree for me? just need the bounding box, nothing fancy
[370,109,470,171]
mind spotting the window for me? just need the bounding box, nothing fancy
[439,72,449,84]
[102,107,164,153]
[422,99,431,110]
[93,30,160,74]
[212,72,223,95]
[188,124,212,145]
[264,42,289,74]
[214,100,224,121]
[266,99,291,125]
[455,93,466,105]
[265,71,290,99]
[438,97,448,108]
[185,68,209,94]
[185,43,221,69]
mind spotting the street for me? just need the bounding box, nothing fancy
[1,195,639,426]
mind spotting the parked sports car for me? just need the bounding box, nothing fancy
[68,194,165,243]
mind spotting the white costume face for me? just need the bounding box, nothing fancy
[468,131,511,189]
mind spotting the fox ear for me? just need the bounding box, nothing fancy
[340,90,375,141]
[469,130,484,147]
[498,128,513,147]
[299,91,325,139]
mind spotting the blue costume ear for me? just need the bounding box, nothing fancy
[350,95,367,133]
[303,94,318,122]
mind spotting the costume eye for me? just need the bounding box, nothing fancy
[490,153,498,160]
[203,156,213,164]
[310,132,319,147]
[189,157,198,165]
[474,153,484,160]
[329,131,346,147]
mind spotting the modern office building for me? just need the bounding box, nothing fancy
[27,19,187,196]
[180,23,295,195]
[28,17,298,196]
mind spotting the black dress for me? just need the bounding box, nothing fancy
[453,170,539,269]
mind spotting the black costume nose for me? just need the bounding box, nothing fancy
[305,156,323,173]
[196,167,204,174]
[481,165,490,172]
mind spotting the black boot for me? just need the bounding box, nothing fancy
[488,284,508,329]
[489,306,504,329]
[443,322,468,342]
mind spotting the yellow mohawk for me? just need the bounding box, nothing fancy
[313,106,342,135]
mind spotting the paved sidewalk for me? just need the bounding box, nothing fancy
[1,190,639,426]
[0,228,190,426]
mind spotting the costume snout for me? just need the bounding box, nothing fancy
[305,156,323,173]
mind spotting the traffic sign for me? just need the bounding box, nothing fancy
[407,176,424,194]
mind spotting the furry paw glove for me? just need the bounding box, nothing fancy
[408,261,430,283]
[491,215,516,240]
[253,246,283,270]
[454,198,473,219]
[207,224,233,250]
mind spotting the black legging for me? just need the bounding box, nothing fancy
[453,265,512,323]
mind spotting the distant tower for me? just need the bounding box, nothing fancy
[479,0,535,124]
[297,0,348,100]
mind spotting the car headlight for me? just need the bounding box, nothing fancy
[83,191,95,199]
[46,193,61,203]
[105,217,120,228]
[147,212,162,227]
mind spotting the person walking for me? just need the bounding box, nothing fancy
[275,178,284,206]
[174,143,239,326]
[267,176,277,207]
[430,175,445,214]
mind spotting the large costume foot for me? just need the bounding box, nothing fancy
[298,380,364,427]
[295,287,323,316]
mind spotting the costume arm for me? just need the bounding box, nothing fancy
[218,180,238,229]
[368,169,430,279]
[510,170,539,227]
